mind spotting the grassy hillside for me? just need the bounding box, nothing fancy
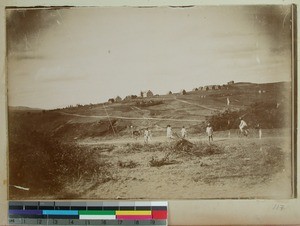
[9,81,291,140]
[8,81,292,198]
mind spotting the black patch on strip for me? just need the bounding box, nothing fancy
[119,206,135,210]
[55,206,70,210]
[87,206,103,210]
[9,206,23,210]
[70,206,86,210]
[135,206,151,210]
[151,206,167,210]
[103,206,119,210]
[25,206,38,210]
[39,206,55,210]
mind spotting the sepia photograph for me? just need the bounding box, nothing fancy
[7,5,295,200]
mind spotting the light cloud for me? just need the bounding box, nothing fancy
[35,66,87,82]
[7,6,292,109]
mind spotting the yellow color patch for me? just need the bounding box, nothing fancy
[115,210,151,216]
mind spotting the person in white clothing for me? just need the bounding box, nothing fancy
[206,123,213,142]
[166,125,174,141]
[227,97,230,106]
[181,126,187,139]
[144,128,151,144]
[256,123,262,139]
[239,117,248,136]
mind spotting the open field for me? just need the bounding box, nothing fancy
[76,136,291,199]
[8,82,293,199]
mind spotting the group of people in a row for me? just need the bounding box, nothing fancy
[141,124,213,143]
[166,124,214,142]
[140,117,258,144]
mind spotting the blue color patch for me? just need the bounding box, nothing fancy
[42,210,78,215]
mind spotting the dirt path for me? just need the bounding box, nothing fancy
[78,136,238,146]
[77,133,283,146]
[174,97,218,111]
[60,112,203,122]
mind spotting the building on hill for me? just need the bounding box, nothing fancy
[141,90,154,98]
[222,84,228,89]
[123,95,138,101]
[124,95,132,101]
[227,81,234,85]
[147,90,154,97]
[207,85,215,90]
[108,98,115,103]
[115,96,122,102]
[215,85,221,90]
[203,86,209,91]
[180,89,187,95]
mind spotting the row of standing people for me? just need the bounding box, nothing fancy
[142,124,213,143]
[142,117,261,144]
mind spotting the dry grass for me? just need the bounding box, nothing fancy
[118,160,139,168]
[149,153,177,167]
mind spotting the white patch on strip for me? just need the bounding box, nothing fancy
[135,202,151,207]
[151,201,168,207]
[79,215,116,220]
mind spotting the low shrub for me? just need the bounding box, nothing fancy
[136,100,163,107]
[149,153,176,167]
[192,143,223,157]
[118,160,139,168]
[173,140,223,157]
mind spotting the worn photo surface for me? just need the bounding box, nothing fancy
[7,5,294,200]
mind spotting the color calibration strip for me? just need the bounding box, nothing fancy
[8,201,168,225]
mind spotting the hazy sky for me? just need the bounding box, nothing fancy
[7,6,292,109]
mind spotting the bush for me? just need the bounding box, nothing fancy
[149,153,176,167]
[192,143,223,157]
[136,100,163,107]
[206,101,289,131]
[118,160,139,168]
[9,118,111,198]
[174,139,195,152]
[173,140,223,157]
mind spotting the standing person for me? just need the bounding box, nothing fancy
[206,123,213,142]
[148,129,152,142]
[226,97,230,106]
[144,128,150,144]
[181,126,187,139]
[130,125,134,138]
[256,123,262,139]
[166,125,174,141]
[239,117,248,136]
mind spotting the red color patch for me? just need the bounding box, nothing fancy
[152,210,167,219]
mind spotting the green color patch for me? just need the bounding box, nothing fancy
[78,210,115,215]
